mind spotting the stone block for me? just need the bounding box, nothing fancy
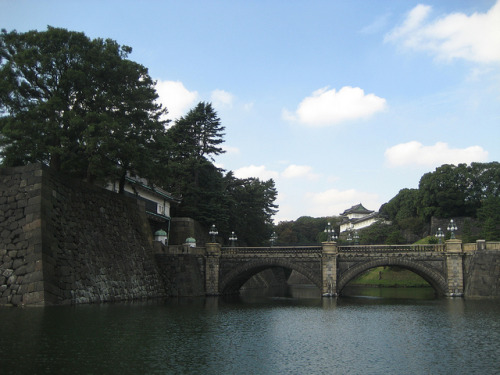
[23,291,44,305]
[24,270,43,284]
[12,258,24,269]
[23,218,42,232]
[16,263,30,275]
[1,229,11,239]
[2,269,14,278]
[7,274,17,285]
[11,294,22,305]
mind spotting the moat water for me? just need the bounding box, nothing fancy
[1,286,500,374]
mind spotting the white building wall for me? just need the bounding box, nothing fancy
[340,217,378,232]
[107,182,171,217]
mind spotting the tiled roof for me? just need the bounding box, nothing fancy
[341,203,374,216]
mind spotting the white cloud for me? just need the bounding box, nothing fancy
[385,141,489,167]
[283,86,387,127]
[222,145,240,155]
[234,163,320,182]
[211,89,234,108]
[305,188,381,217]
[233,165,279,180]
[282,164,319,180]
[385,1,500,64]
[155,80,198,121]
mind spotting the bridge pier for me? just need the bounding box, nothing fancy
[445,239,464,297]
[205,242,221,295]
[321,242,338,297]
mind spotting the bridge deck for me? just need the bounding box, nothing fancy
[221,246,322,257]
[221,244,445,256]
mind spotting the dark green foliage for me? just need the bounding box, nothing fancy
[163,102,277,246]
[357,222,401,245]
[380,188,419,223]
[166,102,225,164]
[380,188,426,239]
[223,173,278,246]
[477,197,500,240]
[0,27,168,187]
[275,216,342,245]
[427,236,438,244]
[418,164,475,220]
[417,162,500,221]
[163,101,226,214]
[376,162,500,242]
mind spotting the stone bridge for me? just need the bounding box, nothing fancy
[204,240,468,297]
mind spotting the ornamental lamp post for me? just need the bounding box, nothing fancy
[353,230,360,245]
[324,222,337,242]
[209,224,218,243]
[229,231,238,247]
[447,219,458,240]
[270,232,278,247]
[346,231,353,244]
[436,227,445,244]
[332,228,338,242]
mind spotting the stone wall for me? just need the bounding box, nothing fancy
[169,217,208,245]
[1,164,166,305]
[430,217,481,240]
[0,164,45,305]
[155,253,205,296]
[464,249,500,298]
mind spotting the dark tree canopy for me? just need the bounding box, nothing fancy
[376,162,500,242]
[417,162,500,220]
[0,27,168,188]
[167,102,225,163]
[380,188,419,223]
[224,174,278,246]
[275,216,342,245]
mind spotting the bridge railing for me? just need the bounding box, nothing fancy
[221,246,322,256]
[338,244,445,253]
[163,244,206,255]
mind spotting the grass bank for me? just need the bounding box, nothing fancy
[350,266,431,288]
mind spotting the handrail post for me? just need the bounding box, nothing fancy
[322,241,338,297]
[205,242,221,295]
[444,239,464,297]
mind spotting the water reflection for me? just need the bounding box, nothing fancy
[342,285,437,300]
[1,292,500,374]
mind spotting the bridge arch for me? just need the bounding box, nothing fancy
[337,257,448,296]
[219,258,322,294]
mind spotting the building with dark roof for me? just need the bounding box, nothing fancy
[107,176,181,244]
[339,203,384,233]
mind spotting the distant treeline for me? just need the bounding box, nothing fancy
[275,162,500,245]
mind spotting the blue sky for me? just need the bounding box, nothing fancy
[2,0,500,222]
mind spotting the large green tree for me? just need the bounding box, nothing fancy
[167,102,225,164]
[418,164,472,220]
[164,102,226,217]
[224,173,278,246]
[417,162,500,221]
[380,188,419,223]
[162,102,278,245]
[0,27,168,188]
